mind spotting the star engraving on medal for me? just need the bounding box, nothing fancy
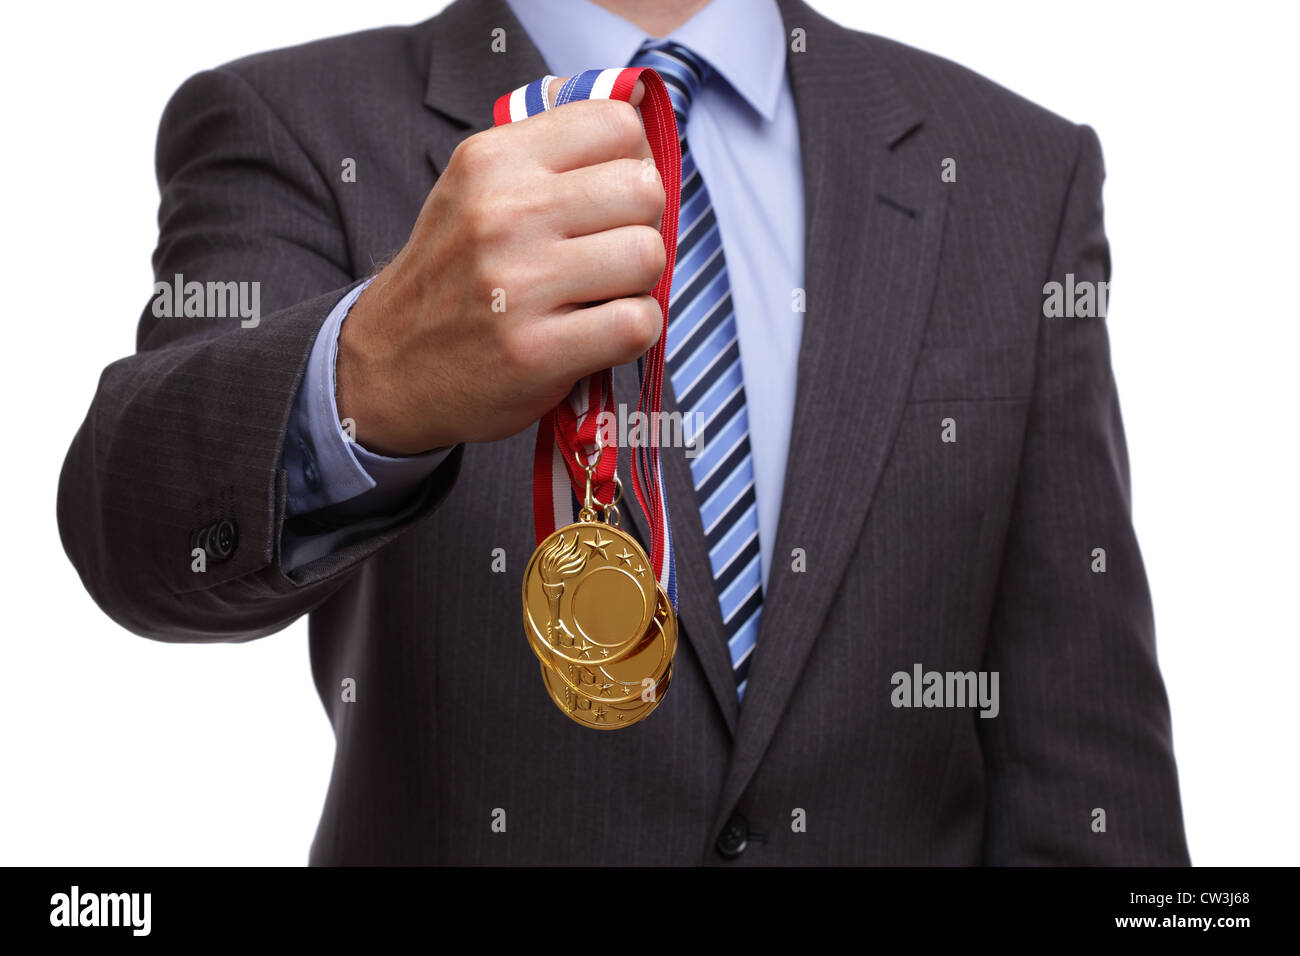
[615,548,634,566]
[593,705,608,722]
[616,713,626,722]
[586,531,612,559]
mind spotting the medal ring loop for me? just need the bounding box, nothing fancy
[574,445,622,521]
[588,474,622,522]
[573,442,604,473]
[594,474,623,510]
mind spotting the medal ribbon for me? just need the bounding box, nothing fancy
[493,68,680,609]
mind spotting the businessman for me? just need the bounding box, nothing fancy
[57,0,1190,864]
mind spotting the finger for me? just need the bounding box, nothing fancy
[551,158,665,237]
[542,295,663,379]
[506,94,651,171]
[548,225,667,305]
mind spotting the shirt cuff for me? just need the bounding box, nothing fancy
[284,278,451,518]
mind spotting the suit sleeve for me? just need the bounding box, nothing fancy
[977,124,1190,864]
[56,66,461,643]
[280,277,453,573]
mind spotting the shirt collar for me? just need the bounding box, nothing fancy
[503,0,785,122]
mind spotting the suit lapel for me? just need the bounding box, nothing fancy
[709,0,951,834]
[422,0,548,170]
[422,0,741,733]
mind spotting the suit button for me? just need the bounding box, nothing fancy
[715,812,749,859]
[209,518,237,560]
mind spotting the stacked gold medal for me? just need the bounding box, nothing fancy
[522,461,677,730]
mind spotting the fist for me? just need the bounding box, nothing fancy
[336,78,667,455]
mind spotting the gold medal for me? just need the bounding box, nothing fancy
[539,662,674,730]
[531,582,676,706]
[522,520,658,667]
[522,449,678,728]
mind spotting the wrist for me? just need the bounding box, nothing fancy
[336,271,432,456]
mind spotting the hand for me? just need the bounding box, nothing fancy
[336,79,666,456]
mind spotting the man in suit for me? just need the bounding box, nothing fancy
[57,0,1190,864]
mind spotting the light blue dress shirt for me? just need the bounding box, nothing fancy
[284,0,804,592]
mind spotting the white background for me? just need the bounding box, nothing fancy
[1,0,1295,866]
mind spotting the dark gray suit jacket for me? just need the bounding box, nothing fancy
[57,0,1190,864]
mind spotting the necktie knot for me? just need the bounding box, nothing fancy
[629,41,709,132]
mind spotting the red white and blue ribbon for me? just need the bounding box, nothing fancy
[493,67,680,609]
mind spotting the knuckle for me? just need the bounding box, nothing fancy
[612,297,660,353]
[495,318,539,376]
[639,297,664,344]
[450,132,492,175]
[521,186,556,221]
[467,245,513,301]
[498,333,532,377]
[466,190,538,247]
[628,226,666,282]
[627,159,666,217]
[601,100,646,154]
[463,200,501,244]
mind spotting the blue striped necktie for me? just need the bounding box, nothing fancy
[630,41,762,699]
